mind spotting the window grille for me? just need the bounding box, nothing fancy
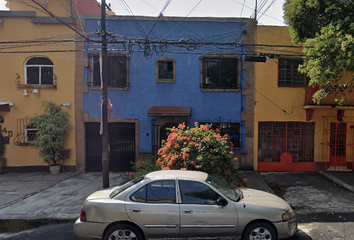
[278,59,308,86]
[88,54,128,88]
[14,117,37,146]
[202,57,238,89]
[201,122,241,149]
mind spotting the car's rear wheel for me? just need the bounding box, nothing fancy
[104,223,144,240]
[243,221,276,240]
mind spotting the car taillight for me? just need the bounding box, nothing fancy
[80,207,87,222]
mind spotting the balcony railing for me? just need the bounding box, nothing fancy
[305,86,354,106]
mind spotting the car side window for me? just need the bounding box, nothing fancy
[131,180,176,203]
[179,180,220,205]
[131,186,146,202]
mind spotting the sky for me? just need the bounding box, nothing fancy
[0,0,286,26]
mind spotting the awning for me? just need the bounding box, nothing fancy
[0,102,13,112]
[147,106,191,117]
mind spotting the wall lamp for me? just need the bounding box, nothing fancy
[32,89,40,95]
[61,103,71,108]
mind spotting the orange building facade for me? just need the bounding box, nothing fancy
[254,26,354,172]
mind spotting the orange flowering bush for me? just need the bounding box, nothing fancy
[156,122,246,186]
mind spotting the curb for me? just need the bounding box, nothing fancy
[319,171,354,194]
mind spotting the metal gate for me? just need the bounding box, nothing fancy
[323,117,354,172]
[258,122,315,171]
[85,122,136,172]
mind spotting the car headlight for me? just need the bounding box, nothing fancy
[282,209,296,221]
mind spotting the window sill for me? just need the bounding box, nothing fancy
[88,86,130,91]
[156,79,175,83]
[201,88,240,92]
[17,84,57,89]
[278,84,306,88]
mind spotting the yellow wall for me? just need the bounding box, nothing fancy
[0,1,76,168]
[5,0,73,17]
[254,26,354,170]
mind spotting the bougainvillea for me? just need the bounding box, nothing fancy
[128,122,246,187]
[156,122,246,186]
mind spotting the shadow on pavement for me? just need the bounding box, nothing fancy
[298,213,354,223]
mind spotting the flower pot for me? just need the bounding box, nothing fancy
[49,165,61,174]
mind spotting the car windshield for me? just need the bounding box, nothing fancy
[206,175,240,202]
[109,177,144,198]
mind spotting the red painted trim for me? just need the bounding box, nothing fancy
[258,153,315,172]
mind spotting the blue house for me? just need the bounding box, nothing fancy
[75,16,256,172]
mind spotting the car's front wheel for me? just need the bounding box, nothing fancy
[243,221,276,240]
[104,223,144,240]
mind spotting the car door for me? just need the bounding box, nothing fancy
[125,180,180,238]
[178,180,238,238]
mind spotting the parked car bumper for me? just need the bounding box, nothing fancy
[73,218,109,239]
[274,218,297,239]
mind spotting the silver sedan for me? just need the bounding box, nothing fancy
[74,170,297,240]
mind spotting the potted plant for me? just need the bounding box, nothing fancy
[31,101,72,174]
[0,132,6,174]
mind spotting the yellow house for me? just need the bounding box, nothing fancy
[0,0,77,171]
[254,26,354,172]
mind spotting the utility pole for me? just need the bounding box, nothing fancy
[255,0,257,21]
[101,0,109,189]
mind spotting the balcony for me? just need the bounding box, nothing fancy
[305,86,354,106]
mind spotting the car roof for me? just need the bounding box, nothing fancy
[144,170,208,181]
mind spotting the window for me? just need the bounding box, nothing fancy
[89,54,129,88]
[179,180,220,205]
[130,180,176,203]
[202,56,238,90]
[278,59,309,86]
[25,123,37,143]
[258,122,314,162]
[201,122,241,149]
[25,57,54,85]
[156,57,175,82]
[110,177,144,198]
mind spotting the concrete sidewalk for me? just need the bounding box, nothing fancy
[0,170,353,220]
[0,172,128,220]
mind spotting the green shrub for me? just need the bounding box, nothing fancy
[31,101,72,165]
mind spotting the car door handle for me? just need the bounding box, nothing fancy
[130,208,141,213]
[183,210,193,214]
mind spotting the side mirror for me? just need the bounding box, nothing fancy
[216,197,228,206]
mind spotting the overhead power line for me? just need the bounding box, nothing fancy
[30,0,94,41]
[0,50,79,54]
[0,39,80,44]
[146,0,173,40]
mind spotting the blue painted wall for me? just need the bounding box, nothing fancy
[83,17,250,154]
